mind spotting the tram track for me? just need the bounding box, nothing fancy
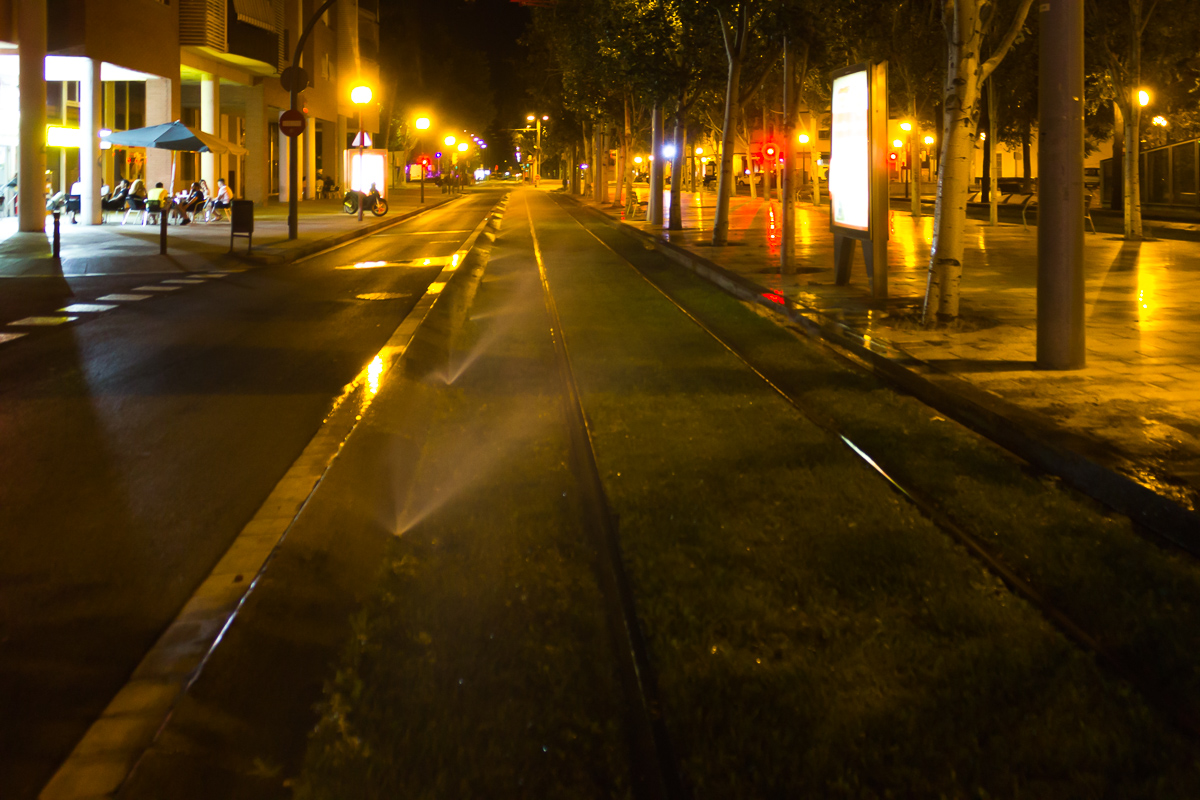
[539,192,1200,756]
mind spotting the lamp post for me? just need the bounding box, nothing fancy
[285,0,339,240]
[526,114,548,185]
[352,84,372,222]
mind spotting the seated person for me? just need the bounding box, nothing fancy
[205,178,232,220]
[176,182,205,225]
[68,177,82,223]
[145,181,168,223]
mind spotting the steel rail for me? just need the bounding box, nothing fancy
[525,195,689,800]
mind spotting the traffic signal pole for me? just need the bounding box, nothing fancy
[287,0,338,241]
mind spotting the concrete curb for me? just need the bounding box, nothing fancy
[230,195,459,266]
[570,198,1200,556]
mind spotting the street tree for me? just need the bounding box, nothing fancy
[922,0,1035,321]
[710,0,782,246]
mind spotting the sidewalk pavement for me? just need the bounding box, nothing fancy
[0,184,457,278]
[578,185,1200,517]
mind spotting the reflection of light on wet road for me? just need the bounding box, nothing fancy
[366,355,383,398]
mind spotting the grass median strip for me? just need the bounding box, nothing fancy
[538,209,1200,796]
[621,233,1200,736]
[295,231,631,798]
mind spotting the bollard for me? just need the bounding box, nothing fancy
[52,211,61,259]
[160,205,168,255]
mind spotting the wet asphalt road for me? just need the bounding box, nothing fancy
[0,189,503,800]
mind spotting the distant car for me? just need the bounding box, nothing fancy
[1084,167,1101,188]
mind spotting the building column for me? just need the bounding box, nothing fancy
[336,114,348,191]
[80,59,102,225]
[304,116,316,199]
[18,0,47,232]
[244,84,267,205]
[145,77,174,190]
[200,74,219,191]
[278,123,290,201]
[103,82,116,186]
[320,119,337,192]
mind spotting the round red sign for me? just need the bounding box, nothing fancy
[279,109,306,138]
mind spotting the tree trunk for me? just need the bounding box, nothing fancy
[1022,123,1033,195]
[712,8,747,247]
[923,0,984,321]
[669,100,685,230]
[1110,101,1123,211]
[781,38,797,274]
[1122,98,1143,238]
[988,75,999,226]
[614,116,626,208]
[911,95,923,217]
[746,107,757,201]
[624,95,638,216]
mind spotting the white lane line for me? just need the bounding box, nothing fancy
[8,316,78,326]
[202,272,235,277]
[161,279,206,285]
[37,209,500,800]
[0,332,27,344]
[132,286,181,292]
[97,294,152,302]
[59,304,118,313]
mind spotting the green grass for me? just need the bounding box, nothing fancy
[540,212,1200,797]
[294,244,631,799]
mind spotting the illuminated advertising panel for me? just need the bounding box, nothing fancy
[830,67,870,232]
[346,150,388,197]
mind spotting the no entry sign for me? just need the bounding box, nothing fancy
[279,109,306,138]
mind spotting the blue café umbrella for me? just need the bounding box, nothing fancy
[105,121,247,155]
[105,121,248,196]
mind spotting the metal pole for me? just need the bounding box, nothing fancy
[357,109,364,222]
[52,211,60,258]
[420,170,425,203]
[536,119,542,184]
[287,0,338,241]
[649,104,664,225]
[18,0,47,233]
[1036,0,1086,369]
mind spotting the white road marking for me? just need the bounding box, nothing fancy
[0,332,27,344]
[8,316,78,326]
[133,286,181,292]
[162,279,205,284]
[59,304,118,313]
[97,294,152,302]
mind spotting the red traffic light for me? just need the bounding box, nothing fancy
[763,142,777,159]
[420,156,431,166]
[888,152,898,162]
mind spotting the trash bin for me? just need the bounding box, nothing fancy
[230,200,253,252]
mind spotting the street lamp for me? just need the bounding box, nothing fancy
[526,114,548,184]
[413,116,432,203]
[350,83,372,220]
[1138,89,1151,107]
[444,135,457,147]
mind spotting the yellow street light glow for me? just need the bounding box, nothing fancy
[444,135,457,147]
[798,134,810,144]
[695,146,704,155]
[542,115,549,121]
[892,139,904,148]
[634,156,643,164]
[900,122,912,131]
[527,115,535,122]
[351,85,372,105]
[415,117,431,130]
[1138,89,1150,106]
[457,142,468,152]
[1152,115,1168,127]
[979,132,987,141]
[924,135,935,145]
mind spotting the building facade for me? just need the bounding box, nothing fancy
[0,0,380,230]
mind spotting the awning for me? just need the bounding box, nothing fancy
[232,0,275,32]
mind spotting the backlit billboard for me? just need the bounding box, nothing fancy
[830,66,870,232]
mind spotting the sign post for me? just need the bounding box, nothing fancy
[829,61,889,299]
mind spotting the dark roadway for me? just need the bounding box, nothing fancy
[0,189,503,800]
